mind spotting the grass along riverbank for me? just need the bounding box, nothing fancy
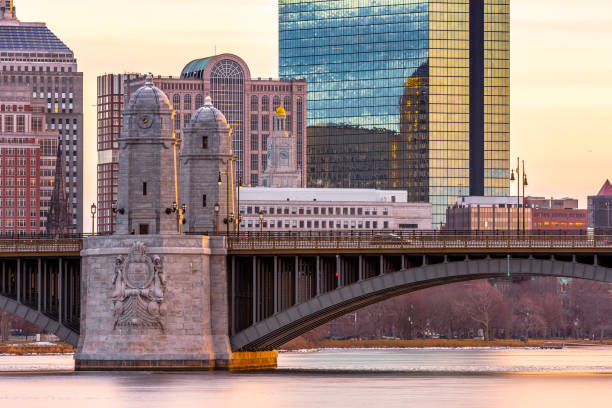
[0,342,74,355]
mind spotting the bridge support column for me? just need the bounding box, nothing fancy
[58,258,62,325]
[252,256,257,325]
[315,256,320,296]
[273,256,278,314]
[294,256,299,305]
[379,255,384,276]
[358,255,364,281]
[16,259,20,304]
[336,255,341,288]
[75,235,244,371]
[37,258,41,313]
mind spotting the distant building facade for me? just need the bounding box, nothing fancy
[1,1,84,232]
[0,84,57,235]
[527,196,586,233]
[445,196,531,232]
[96,73,139,234]
[239,188,431,232]
[588,180,612,234]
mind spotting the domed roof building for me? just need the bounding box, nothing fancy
[124,75,172,114]
[180,97,235,233]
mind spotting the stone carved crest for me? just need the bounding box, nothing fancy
[111,242,167,331]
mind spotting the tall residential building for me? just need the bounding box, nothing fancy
[279,0,510,228]
[98,54,307,233]
[0,0,84,233]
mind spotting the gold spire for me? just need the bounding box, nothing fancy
[275,106,286,116]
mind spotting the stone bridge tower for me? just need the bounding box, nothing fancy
[180,97,235,234]
[115,76,179,235]
[75,80,274,370]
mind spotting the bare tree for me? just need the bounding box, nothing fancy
[455,281,504,341]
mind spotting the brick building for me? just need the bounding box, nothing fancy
[0,84,57,235]
[527,196,587,233]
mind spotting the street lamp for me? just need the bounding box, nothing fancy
[258,210,265,234]
[237,177,243,235]
[214,203,220,235]
[165,201,187,233]
[90,203,97,236]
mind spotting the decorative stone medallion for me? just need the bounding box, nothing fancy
[111,242,167,330]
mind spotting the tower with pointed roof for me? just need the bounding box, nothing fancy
[261,106,301,188]
[588,179,612,233]
[47,143,72,235]
[115,76,180,235]
[180,96,235,233]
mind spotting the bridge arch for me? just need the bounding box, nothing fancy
[0,295,79,347]
[230,257,612,351]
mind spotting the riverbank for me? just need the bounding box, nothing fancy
[282,338,612,350]
[0,342,74,355]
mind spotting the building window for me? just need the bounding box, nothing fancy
[173,94,180,110]
[143,182,147,196]
[273,95,281,111]
[262,95,269,111]
[202,194,207,207]
[202,136,208,149]
[184,113,191,127]
[251,154,259,171]
[262,134,268,151]
[251,95,258,111]
[195,94,203,108]
[184,94,192,110]
[250,114,258,131]
[284,96,292,112]
[251,134,259,151]
[383,221,389,229]
[175,115,181,131]
[261,115,269,131]
[251,174,258,187]
[262,154,267,171]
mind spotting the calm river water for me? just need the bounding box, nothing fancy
[1,348,611,408]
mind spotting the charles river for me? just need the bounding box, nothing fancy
[1,348,611,407]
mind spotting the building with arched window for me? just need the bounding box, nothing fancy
[97,54,307,233]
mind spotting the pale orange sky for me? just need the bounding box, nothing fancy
[15,0,612,231]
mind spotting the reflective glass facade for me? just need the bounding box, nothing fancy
[279,0,510,228]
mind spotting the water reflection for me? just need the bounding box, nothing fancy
[0,349,611,408]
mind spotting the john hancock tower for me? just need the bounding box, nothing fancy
[279,1,510,228]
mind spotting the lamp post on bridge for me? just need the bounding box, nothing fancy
[90,203,97,236]
[510,158,528,234]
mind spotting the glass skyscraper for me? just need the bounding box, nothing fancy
[279,0,510,228]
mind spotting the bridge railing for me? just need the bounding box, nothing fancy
[227,233,612,251]
[0,237,83,255]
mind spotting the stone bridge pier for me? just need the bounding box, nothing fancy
[75,235,277,371]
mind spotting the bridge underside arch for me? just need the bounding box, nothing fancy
[230,258,612,351]
[0,295,79,347]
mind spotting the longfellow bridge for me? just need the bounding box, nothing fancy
[1,233,611,351]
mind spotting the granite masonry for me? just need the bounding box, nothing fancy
[75,77,276,370]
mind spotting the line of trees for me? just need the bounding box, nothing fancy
[305,278,612,342]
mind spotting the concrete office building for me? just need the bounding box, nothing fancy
[0,0,84,233]
[238,188,432,232]
[279,1,510,228]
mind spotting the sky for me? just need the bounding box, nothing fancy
[14,0,612,231]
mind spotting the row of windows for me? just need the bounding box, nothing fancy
[243,218,388,230]
[241,206,390,216]
[172,94,204,110]
[250,95,294,112]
